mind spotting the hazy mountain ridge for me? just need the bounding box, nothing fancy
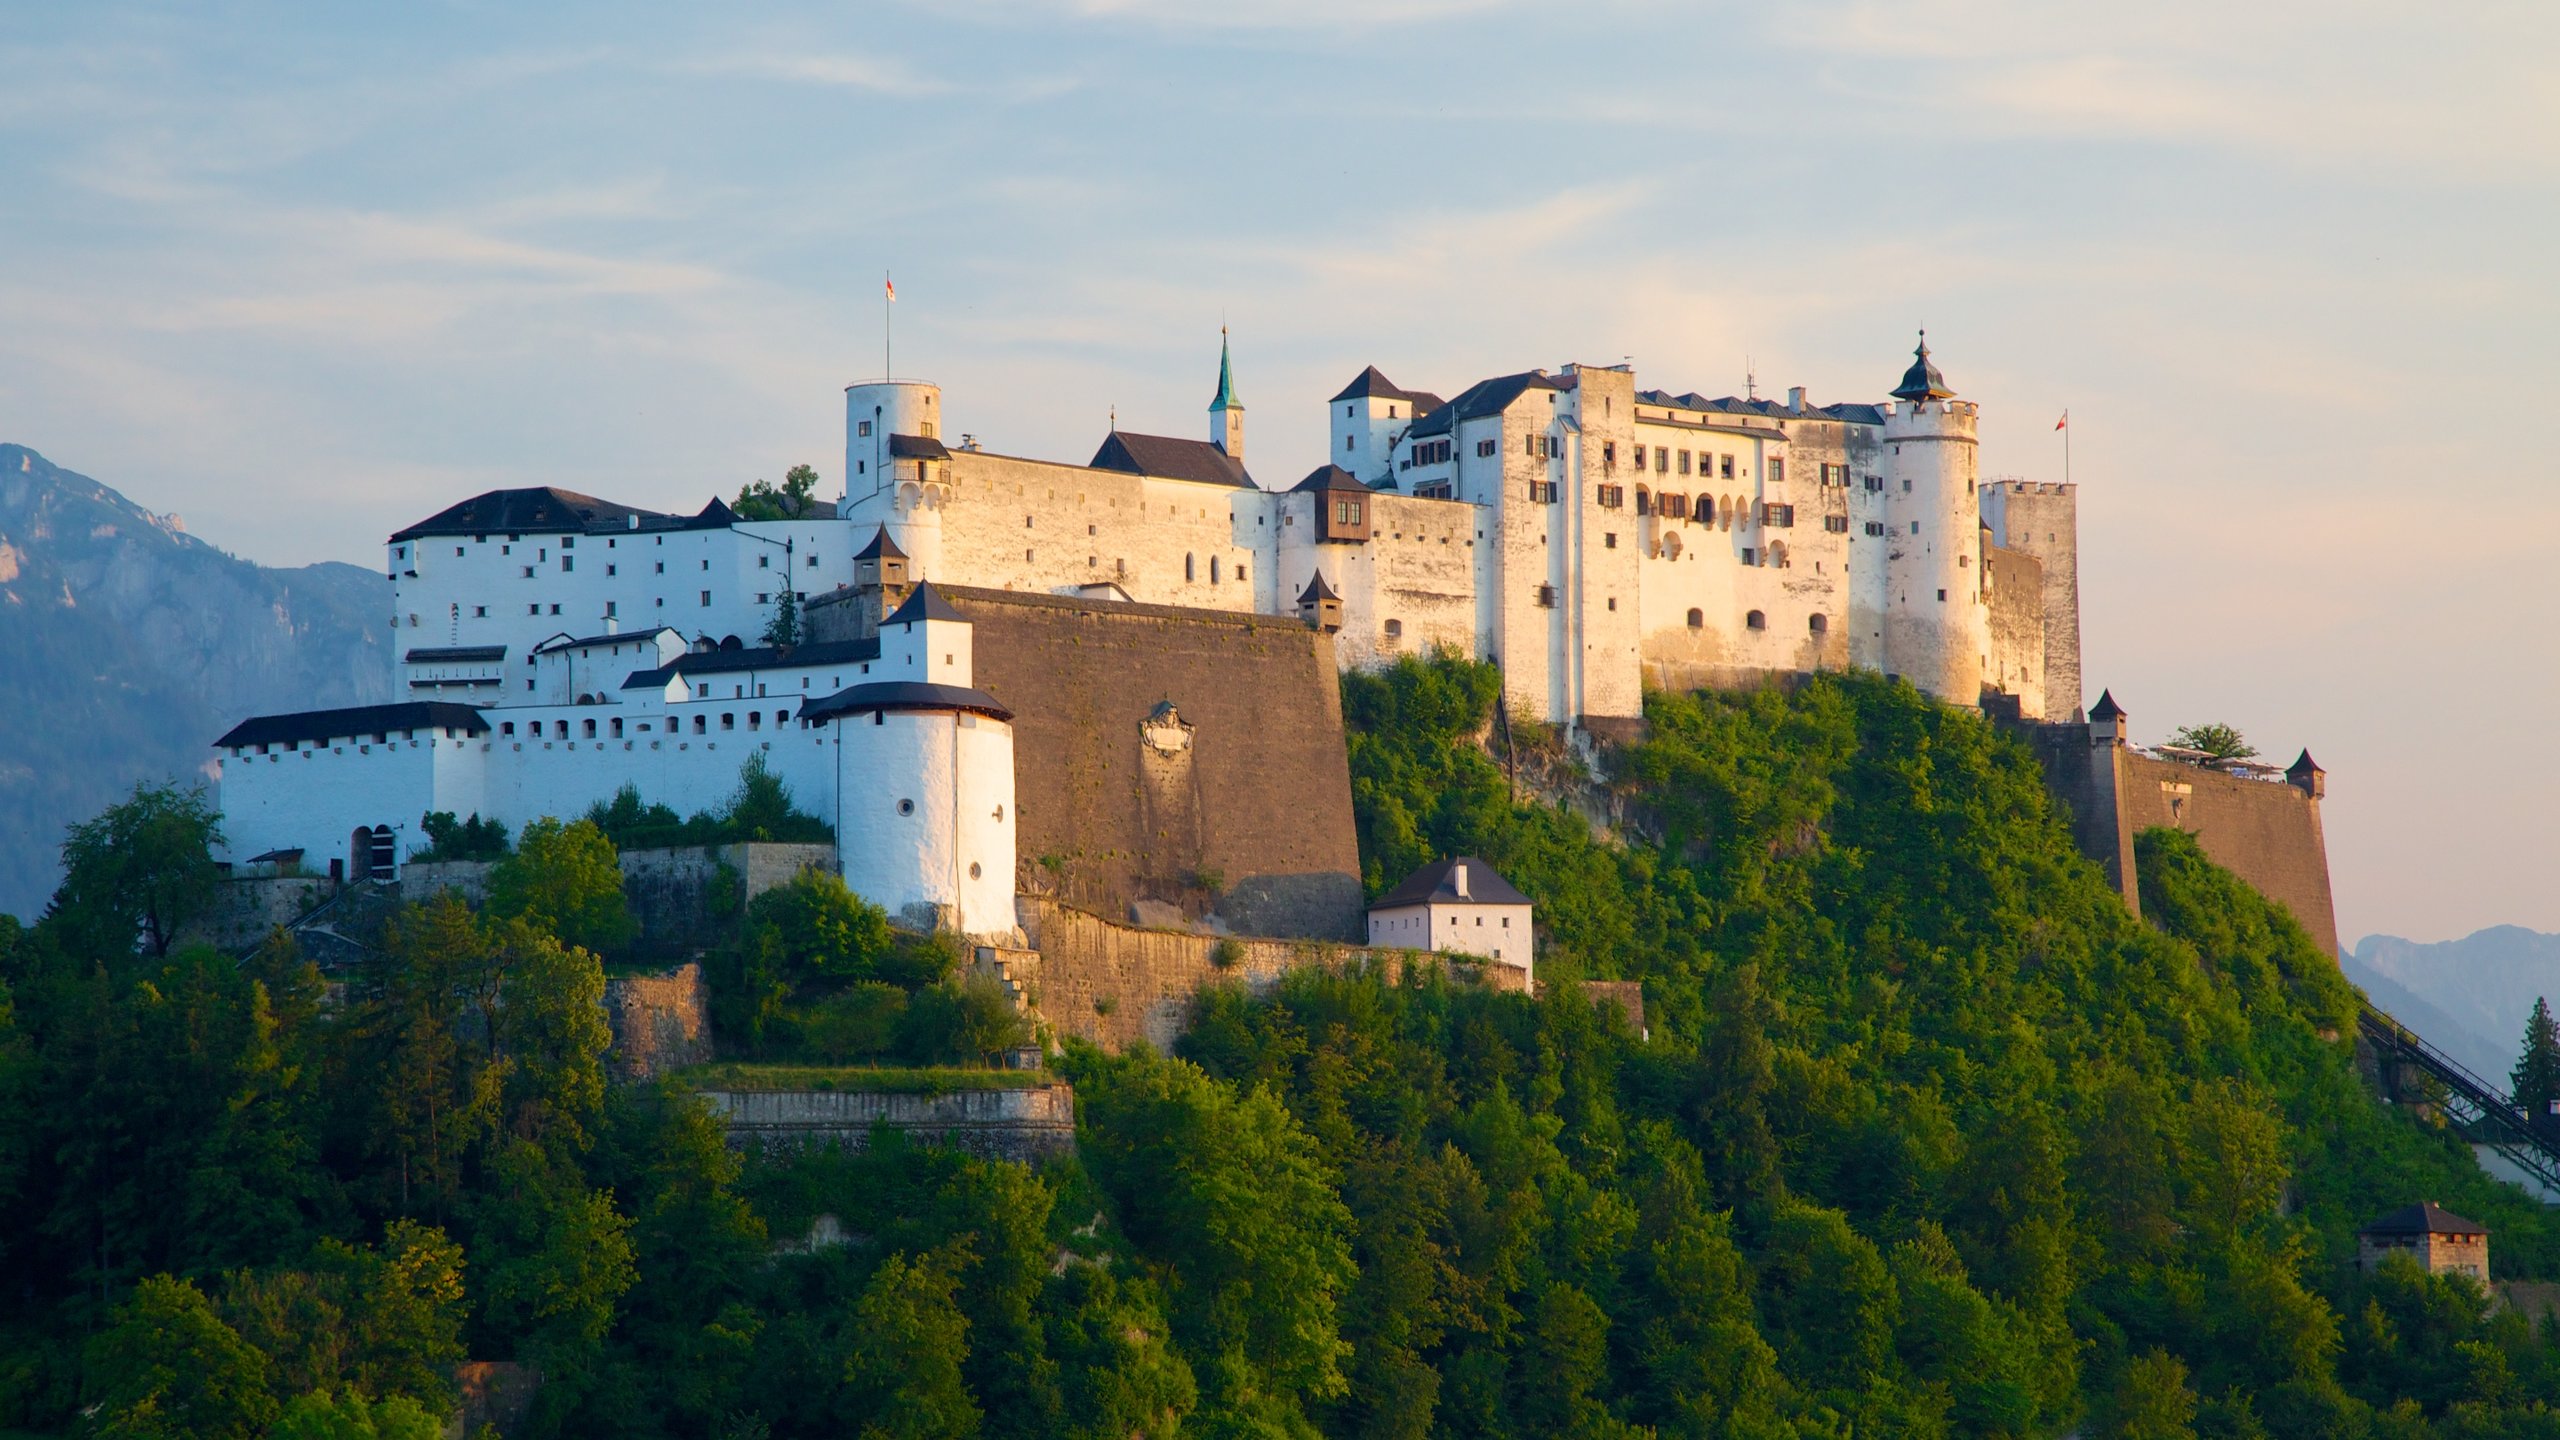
[2349,924,2560,1083]
[0,444,390,920]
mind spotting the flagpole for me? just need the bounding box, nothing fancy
[2063,408,2071,486]
[884,271,892,381]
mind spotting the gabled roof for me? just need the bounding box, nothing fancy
[1329,365,1442,410]
[618,637,885,689]
[533,627,676,654]
[1298,571,1340,603]
[390,487,668,542]
[1407,371,1561,439]
[854,526,906,561]
[217,702,491,749]
[2361,1202,2487,1237]
[404,645,506,664]
[799,680,1014,724]
[1890,332,1956,402]
[888,434,950,460]
[1088,431,1253,488]
[1372,856,1533,909]
[1291,464,1375,494]
[885,581,969,626]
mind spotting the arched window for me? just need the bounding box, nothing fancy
[1185,553,1195,582]
[1686,608,1703,629]
[1384,618,1403,642]
[1809,613,1829,634]
[581,718,597,738]
[1210,556,1221,584]
[1746,610,1767,631]
[693,714,707,734]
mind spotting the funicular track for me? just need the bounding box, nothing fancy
[2361,1005,2560,1196]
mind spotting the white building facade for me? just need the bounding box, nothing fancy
[1366,857,1535,978]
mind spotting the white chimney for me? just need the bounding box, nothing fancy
[1453,862,1470,899]
[1787,386,1806,411]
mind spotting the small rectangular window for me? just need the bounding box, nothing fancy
[1721,455,1735,479]
[858,420,873,437]
[701,591,712,606]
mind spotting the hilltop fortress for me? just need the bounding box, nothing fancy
[212,331,2337,957]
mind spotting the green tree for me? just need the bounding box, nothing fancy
[2165,722,2258,764]
[269,1389,442,1440]
[1756,1199,1899,1396]
[48,781,223,958]
[733,463,820,521]
[413,811,508,862]
[371,895,504,1219]
[2100,1351,2200,1440]
[842,1246,981,1440]
[762,582,802,649]
[491,919,613,1153]
[484,817,636,956]
[2515,997,2560,1123]
[471,1146,637,1375]
[84,1275,278,1440]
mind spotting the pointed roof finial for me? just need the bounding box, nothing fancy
[1890,328,1955,402]
[1209,327,1241,412]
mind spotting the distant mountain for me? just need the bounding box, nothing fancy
[2348,925,2560,1085]
[0,444,390,921]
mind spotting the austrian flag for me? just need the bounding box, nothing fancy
[885,276,896,302]
[2054,412,2068,431]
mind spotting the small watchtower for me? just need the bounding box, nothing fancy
[1298,571,1343,633]
[2359,1202,2489,1283]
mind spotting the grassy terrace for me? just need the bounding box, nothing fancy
[676,1062,1056,1094]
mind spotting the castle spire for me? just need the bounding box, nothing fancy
[1208,326,1245,466]
[1890,329,1956,403]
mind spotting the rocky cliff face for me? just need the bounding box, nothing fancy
[0,444,390,920]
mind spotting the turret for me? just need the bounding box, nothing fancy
[854,525,909,590]
[1209,329,1244,471]
[2088,689,2126,745]
[802,584,1017,938]
[2287,748,2327,800]
[844,379,949,580]
[1298,570,1342,633]
[1879,332,1986,707]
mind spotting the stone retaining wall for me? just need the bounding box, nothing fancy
[602,962,710,1082]
[698,1083,1077,1162]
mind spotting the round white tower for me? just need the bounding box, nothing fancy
[1878,334,1987,706]
[813,680,1016,938]
[844,379,948,581]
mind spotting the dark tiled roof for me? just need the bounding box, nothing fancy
[1298,571,1340,603]
[2088,689,2124,721]
[1372,856,1532,909]
[404,645,506,664]
[1891,333,1956,402]
[217,701,491,749]
[2362,1202,2487,1237]
[1088,431,1252,488]
[854,526,906,560]
[1328,365,1440,409]
[885,581,969,626]
[1637,389,1886,427]
[621,637,885,689]
[2288,749,2325,778]
[390,487,666,542]
[889,434,951,460]
[800,681,1014,724]
[1408,371,1561,439]
[1291,464,1375,494]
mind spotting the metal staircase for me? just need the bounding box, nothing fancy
[2361,1003,2560,1196]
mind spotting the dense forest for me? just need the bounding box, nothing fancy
[4,658,2559,1438]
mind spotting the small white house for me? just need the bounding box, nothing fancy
[1367,856,1533,977]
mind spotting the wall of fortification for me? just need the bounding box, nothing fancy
[2004,717,2140,912]
[944,587,1366,940]
[602,961,710,1081]
[2119,754,2338,954]
[1985,543,2048,719]
[698,1083,1077,1162]
[1009,897,1529,1053]
[620,842,837,948]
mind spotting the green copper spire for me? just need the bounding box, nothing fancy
[1208,326,1241,412]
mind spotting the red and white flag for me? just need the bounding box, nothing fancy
[2054,411,2068,431]
[885,275,897,302]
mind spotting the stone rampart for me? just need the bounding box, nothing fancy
[1010,896,1529,1053]
[2120,752,2338,955]
[183,874,334,951]
[698,1083,1077,1162]
[618,842,837,949]
[602,962,710,1082]
[942,587,1367,941]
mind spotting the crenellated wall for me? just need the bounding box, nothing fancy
[699,1083,1077,1161]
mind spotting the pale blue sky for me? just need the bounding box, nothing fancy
[3,1,2553,945]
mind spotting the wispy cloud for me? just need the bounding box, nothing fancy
[680,51,953,96]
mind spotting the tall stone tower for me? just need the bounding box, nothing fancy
[1208,329,1244,470]
[845,379,950,582]
[1879,335,1987,706]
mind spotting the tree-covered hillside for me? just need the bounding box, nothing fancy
[2,658,2554,1439]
